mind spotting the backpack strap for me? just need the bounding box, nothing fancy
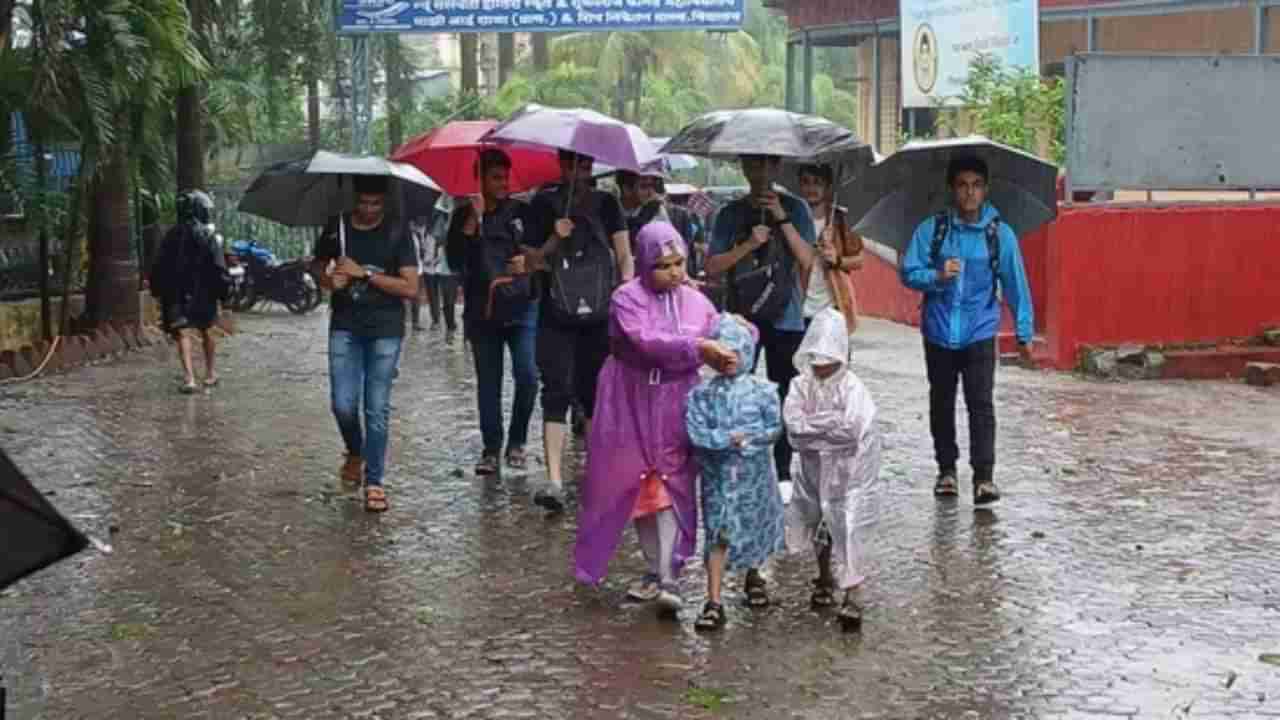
[929,211,949,267]
[985,218,1001,306]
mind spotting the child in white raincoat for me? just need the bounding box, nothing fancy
[784,307,886,631]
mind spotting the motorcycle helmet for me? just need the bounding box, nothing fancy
[177,190,216,240]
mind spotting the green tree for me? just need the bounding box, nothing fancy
[950,54,1065,163]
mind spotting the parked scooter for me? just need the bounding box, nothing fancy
[224,238,320,314]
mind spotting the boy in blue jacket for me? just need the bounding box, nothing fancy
[899,154,1034,510]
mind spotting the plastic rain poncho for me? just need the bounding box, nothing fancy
[686,315,786,573]
[574,223,719,586]
[784,308,886,590]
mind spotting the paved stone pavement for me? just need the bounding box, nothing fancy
[2,309,1279,719]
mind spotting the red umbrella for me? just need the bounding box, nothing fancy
[391,120,563,197]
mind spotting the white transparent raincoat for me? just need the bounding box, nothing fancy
[783,308,887,590]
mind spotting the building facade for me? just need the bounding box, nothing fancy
[773,0,1279,154]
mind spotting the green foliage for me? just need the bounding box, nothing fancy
[948,54,1065,164]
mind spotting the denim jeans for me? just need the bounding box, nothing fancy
[329,331,403,487]
[470,323,538,454]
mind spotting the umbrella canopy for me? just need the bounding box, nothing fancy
[237,151,441,227]
[650,137,699,171]
[660,108,871,161]
[481,104,656,172]
[390,121,563,197]
[850,136,1058,256]
[1,447,89,590]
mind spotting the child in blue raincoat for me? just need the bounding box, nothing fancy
[686,314,786,632]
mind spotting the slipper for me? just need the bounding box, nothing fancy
[203,377,220,387]
[179,381,199,395]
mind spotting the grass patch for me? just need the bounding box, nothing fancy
[683,685,729,711]
[109,622,151,641]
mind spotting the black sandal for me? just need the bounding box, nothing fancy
[934,472,959,497]
[810,579,835,608]
[744,573,770,608]
[838,597,863,632]
[505,447,528,470]
[694,602,726,632]
[475,452,500,476]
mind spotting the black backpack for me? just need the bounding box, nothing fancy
[474,202,534,326]
[726,206,794,326]
[929,211,1002,306]
[546,192,618,327]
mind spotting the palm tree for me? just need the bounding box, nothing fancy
[12,0,205,331]
[176,0,208,191]
[552,30,761,121]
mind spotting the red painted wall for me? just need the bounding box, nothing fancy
[851,204,1280,371]
[1045,203,1280,368]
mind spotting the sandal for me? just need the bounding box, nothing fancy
[179,381,199,395]
[810,579,835,608]
[934,472,959,497]
[203,376,220,387]
[474,452,500,476]
[364,486,389,513]
[693,602,726,632]
[744,572,770,608]
[838,596,863,632]
[505,447,528,470]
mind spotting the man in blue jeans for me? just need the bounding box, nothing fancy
[446,149,539,476]
[900,154,1034,510]
[312,175,419,512]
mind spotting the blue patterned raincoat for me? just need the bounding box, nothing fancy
[686,315,786,572]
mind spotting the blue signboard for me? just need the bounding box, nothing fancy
[336,0,745,34]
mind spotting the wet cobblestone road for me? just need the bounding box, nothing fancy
[2,310,1279,719]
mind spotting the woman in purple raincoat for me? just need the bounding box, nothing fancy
[574,221,737,616]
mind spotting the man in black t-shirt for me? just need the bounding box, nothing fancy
[311,175,419,513]
[522,149,631,513]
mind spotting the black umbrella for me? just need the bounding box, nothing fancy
[660,108,873,162]
[0,446,90,591]
[848,136,1059,256]
[237,151,441,227]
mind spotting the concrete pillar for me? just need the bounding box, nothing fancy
[802,31,814,114]
[872,23,881,150]
[785,40,796,111]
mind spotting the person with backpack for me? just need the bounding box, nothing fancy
[705,154,817,498]
[446,149,539,477]
[424,206,461,345]
[523,149,633,513]
[899,154,1035,510]
[311,175,420,513]
[149,189,231,394]
[796,164,864,336]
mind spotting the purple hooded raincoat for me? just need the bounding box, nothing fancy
[574,222,719,585]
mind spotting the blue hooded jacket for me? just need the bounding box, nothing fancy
[900,202,1035,349]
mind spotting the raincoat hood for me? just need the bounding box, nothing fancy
[794,308,848,382]
[635,221,688,291]
[712,314,758,377]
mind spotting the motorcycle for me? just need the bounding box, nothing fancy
[224,238,321,315]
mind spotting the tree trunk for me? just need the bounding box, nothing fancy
[460,33,478,96]
[86,149,139,329]
[307,75,321,151]
[384,35,404,151]
[34,135,51,340]
[0,0,15,52]
[176,0,207,191]
[532,33,549,71]
[498,33,515,87]
[614,77,626,120]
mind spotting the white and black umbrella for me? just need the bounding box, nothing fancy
[237,151,441,227]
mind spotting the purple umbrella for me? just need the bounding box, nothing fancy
[482,104,656,172]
